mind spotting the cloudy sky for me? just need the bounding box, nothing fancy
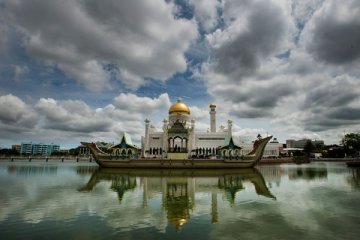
[0,0,360,148]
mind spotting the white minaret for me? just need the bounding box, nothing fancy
[144,118,150,157]
[190,119,196,153]
[162,119,168,157]
[227,119,232,135]
[209,104,216,133]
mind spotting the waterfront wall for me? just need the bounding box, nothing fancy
[0,156,93,162]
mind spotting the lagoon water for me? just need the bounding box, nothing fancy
[0,161,359,240]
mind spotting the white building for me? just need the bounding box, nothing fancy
[20,142,60,156]
[141,98,280,159]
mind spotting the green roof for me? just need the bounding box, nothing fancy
[111,132,140,150]
[218,136,242,150]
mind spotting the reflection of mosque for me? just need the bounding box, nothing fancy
[164,179,194,231]
[141,171,275,230]
[142,176,220,230]
[80,169,275,231]
[110,176,137,203]
[218,176,244,205]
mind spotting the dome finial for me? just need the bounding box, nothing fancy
[177,97,182,102]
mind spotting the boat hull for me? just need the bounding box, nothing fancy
[94,158,257,169]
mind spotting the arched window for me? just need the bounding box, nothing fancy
[222,149,227,157]
[174,137,182,152]
[121,149,126,156]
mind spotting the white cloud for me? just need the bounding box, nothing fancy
[113,93,171,115]
[188,0,220,32]
[0,93,175,146]
[1,0,198,90]
[0,94,38,129]
[190,105,209,121]
[36,98,112,133]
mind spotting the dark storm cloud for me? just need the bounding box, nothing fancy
[304,0,360,64]
[304,116,358,132]
[229,90,290,118]
[232,108,270,118]
[301,75,360,131]
[326,108,360,121]
[210,1,287,80]
[212,79,295,118]
[247,85,294,108]
[302,81,359,110]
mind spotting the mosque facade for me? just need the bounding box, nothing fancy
[141,98,281,159]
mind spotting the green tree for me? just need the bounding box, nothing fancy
[69,148,80,155]
[0,148,20,156]
[51,151,63,156]
[303,140,314,157]
[342,133,360,157]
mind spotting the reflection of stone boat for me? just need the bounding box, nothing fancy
[79,167,276,200]
[79,167,275,229]
[81,135,272,169]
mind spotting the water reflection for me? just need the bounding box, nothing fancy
[347,168,360,190]
[288,165,328,180]
[1,162,360,239]
[76,165,99,175]
[164,178,193,230]
[79,168,275,230]
[7,165,58,175]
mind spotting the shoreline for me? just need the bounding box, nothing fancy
[1,156,357,164]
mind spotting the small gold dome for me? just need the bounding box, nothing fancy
[169,98,190,115]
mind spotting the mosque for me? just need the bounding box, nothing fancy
[141,98,280,159]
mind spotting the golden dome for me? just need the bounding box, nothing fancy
[169,98,190,115]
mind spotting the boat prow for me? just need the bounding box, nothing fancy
[81,136,273,169]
